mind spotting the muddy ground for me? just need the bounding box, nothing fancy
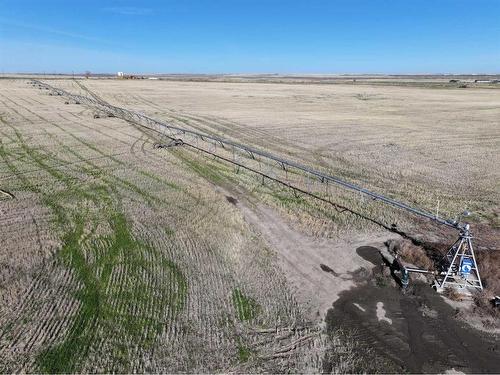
[325,246,500,373]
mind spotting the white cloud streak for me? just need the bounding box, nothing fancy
[0,18,112,44]
[103,7,153,16]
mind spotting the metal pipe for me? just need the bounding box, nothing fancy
[32,80,461,231]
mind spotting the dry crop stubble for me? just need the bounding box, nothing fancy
[1,79,334,373]
[78,78,500,328]
[68,80,499,289]
[73,78,499,230]
[3,77,499,372]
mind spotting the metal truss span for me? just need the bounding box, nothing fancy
[31,79,461,231]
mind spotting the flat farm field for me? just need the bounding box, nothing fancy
[77,78,500,227]
[1,77,499,373]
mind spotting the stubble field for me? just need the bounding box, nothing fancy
[76,78,500,226]
[0,77,499,372]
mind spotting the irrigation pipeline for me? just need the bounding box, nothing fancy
[179,141,407,234]
[31,80,462,231]
[73,79,106,103]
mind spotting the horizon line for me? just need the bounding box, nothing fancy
[2,71,500,77]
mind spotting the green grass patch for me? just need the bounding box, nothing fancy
[37,201,188,373]
[0,120,189,373]
[271,190,308,207]
[164,226,175,237]
[158,256,189,314]
[177,152,226,184]
[237,342,252,363]
[232,288,260,322]
[138,169,182,191]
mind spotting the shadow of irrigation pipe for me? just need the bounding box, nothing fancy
[0,189,15,200]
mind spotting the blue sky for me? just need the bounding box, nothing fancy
[1,0,499,74]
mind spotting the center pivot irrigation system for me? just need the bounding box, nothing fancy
[30,80,484,292]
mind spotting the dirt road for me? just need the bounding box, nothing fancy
[227,189,394,319]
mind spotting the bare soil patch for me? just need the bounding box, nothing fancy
[326,280,500,373]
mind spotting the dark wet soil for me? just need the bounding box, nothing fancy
[225,195,238,205]
[356,245,382,265]
[320,263,340,277]
[326,246,500,373]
